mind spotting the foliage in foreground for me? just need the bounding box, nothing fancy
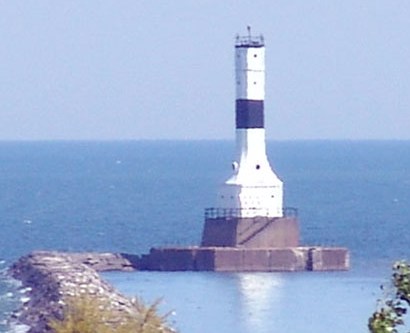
[49,295,173,333]
[369,261,410,333]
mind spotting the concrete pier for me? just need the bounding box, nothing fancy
[141,246,349,272]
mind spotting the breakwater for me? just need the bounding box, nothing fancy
[9,251,157,333]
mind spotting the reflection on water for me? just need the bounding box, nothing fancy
[104,270,383,333]
[236,273,283,333]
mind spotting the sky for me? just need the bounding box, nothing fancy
[1,1,410,141]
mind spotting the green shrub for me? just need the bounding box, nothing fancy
[49,295,113,333]
[369,261,410,333]
[118,298,172,333]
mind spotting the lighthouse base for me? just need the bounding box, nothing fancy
[201,216,299,248]
[133,212,349,272]
[140,246,349,272]
[137,214,349,272]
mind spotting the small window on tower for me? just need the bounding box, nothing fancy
[253,81,257,85]
[256,164,260,170]
[254,54,257,57]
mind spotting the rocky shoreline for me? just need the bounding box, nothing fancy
[8,251,155,333]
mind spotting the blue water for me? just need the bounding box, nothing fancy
[104,268,386,333]
[1,140,410,332]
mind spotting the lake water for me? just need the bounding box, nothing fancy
[104,266,388,333]
[1,141,409,332]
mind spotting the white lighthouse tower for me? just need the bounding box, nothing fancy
[147,29,348,271]
[202,28,297,249]
[217,27,283,218]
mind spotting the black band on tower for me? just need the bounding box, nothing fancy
[235,99,264,128]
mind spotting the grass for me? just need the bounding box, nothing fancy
[49,295,173,333]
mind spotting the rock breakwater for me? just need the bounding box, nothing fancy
[8,251,159,333]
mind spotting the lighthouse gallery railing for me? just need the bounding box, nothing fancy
[204,207,298,219]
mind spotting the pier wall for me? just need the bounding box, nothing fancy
[141,246,349,272]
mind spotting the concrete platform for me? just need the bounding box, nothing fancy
[202,217,299,248]
[140,246,349,272]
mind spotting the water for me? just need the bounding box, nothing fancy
[104,268,385,333]
[1,140,410,332]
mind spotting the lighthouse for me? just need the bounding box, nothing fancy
[201,28,298,249]
[144,29,349,271]
[217,27,283,218]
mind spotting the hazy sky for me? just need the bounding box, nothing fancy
[1,1,410,140]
